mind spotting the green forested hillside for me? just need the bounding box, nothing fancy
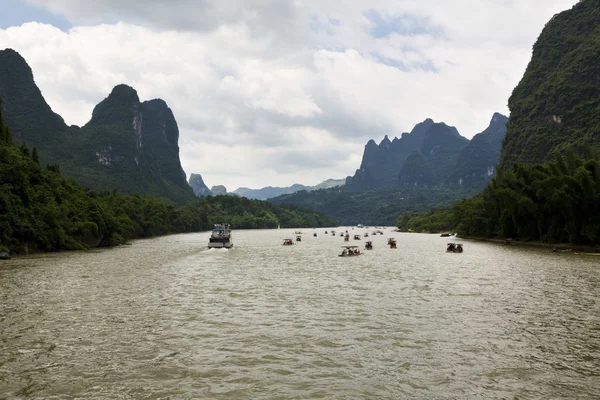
[0,49,195,204]
[500,0,600,168]
[0,103,337,255]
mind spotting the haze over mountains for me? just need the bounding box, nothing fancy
[232,179,346,200]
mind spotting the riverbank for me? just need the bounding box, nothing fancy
[457,235,600,253]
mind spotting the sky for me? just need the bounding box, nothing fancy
[0,0,579,191]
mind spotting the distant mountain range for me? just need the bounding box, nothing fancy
[232,178,345,200]
[0,49,194,204]
[186,174,346,200]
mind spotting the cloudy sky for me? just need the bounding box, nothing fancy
[0,0,578,191]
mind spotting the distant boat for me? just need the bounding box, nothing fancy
[446,243,463,253]
[208,223,233,248]
[339,245,361,257]
[282,238,294,246]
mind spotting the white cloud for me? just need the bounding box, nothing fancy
[1,0,579,190]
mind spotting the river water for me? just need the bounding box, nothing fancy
[1,229,599,399]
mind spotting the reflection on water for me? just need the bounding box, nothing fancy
[1,229,599,399]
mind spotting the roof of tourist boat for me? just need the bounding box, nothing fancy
[212,224,231,230]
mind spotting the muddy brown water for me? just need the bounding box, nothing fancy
[1,229,599,399]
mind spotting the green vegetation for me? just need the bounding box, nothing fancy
[395,208,454,233]
[271,185,480,226]
[500,0,600,168]
[0,101,337,255]
[397,149,600,245]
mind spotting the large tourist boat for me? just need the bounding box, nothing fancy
[208,223,233,248]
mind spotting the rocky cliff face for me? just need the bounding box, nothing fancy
[499,0,600,168]
[189,173,212,197]
[0,49,194,204]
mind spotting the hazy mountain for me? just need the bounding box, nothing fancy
[232,178,345,200]
[0,48,194,204]
[499,0,600,168]
[210,185,228,195]
[189,173,212,197]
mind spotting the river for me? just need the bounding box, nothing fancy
[1,229,599,399]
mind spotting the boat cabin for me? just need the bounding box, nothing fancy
[283,238,294,246]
